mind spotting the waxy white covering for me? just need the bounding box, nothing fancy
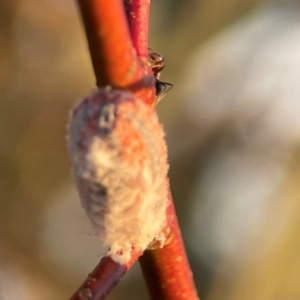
[68,89,169,264]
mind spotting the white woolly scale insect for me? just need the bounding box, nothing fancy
[68,88,169,264]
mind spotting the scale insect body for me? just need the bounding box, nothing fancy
[148,49,173,103]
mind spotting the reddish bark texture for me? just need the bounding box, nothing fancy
[77,0,139,87]
[77,0,155,105]
[71,0,199,299]
[124,0,150,60]
[70,249,141,300]
[140,189,200,300]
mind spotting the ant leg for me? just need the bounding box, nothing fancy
[155,80,173,103]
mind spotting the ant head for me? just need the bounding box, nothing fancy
[149,52,164,63]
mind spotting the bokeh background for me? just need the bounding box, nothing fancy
[1,0,300,299]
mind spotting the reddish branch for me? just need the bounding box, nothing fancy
[139,188,199,300]
[70,249,141,300]
[72,0,199,299]
[77,0,155,105]
[77,0,137,87]
[124,0,150,60]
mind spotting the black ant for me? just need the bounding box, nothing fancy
[148,49,173,103]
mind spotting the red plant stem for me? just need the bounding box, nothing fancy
[139,189,200,300]
[77,0,143,88]
[72,1,199,299]
[124,0,150,60]
[123,0,156,105]
[70,249,142,300]
[77,0,155,105]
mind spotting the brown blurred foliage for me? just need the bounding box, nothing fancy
[3,0,300,300]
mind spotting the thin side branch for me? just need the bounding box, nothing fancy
[123,0,155,105]
[124,0,150,60]
[70,249,142,300]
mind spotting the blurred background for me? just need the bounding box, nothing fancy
[1,0,300,299]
